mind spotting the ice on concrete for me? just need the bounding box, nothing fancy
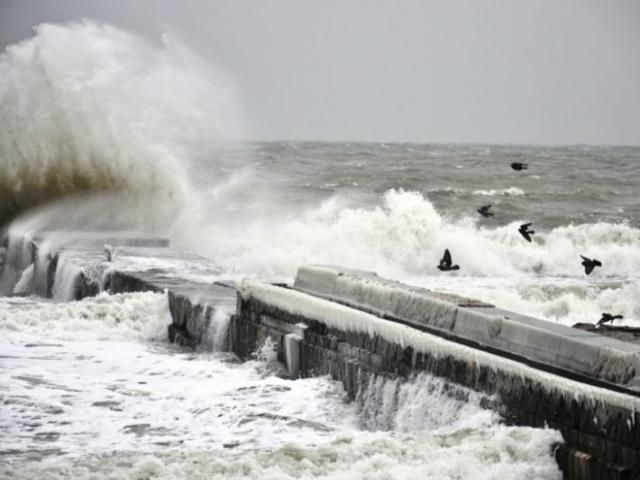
[240,278,640,412]
[293,265,640,387]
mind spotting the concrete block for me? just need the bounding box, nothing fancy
[292,264,640,389]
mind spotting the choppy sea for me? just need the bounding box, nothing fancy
[2,20,639,479]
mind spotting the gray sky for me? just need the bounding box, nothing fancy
[1,0,639,145]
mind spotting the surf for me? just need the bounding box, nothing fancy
[0,20,242,232]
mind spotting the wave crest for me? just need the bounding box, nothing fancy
[0,21,242,226]
[472,187,524,196]
[196,188,640,280]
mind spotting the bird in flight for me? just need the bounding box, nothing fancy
[477,204,494,218]
[511,162,528,171]
[518,223,535,242]
[580,255,602,275]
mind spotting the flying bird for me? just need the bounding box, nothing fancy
[580,255,602,275]
[437,249,460,271]
[511,162,528,171]
[597,313,623,326]
[518,223,535,242]
[477,204,494,218]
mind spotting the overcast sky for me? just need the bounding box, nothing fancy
[1,0,639,145]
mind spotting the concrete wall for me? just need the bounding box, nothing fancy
[232,276,640,480]
[294,265,640,390]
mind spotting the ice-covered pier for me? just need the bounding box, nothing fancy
[1,231,639,479]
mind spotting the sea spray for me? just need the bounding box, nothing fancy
[0,20,242,233]
[196,188,640,279]
[191,185,640,326]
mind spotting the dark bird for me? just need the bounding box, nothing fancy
[518,223,535,242]
[511,162,528,171]
[477,204,494,218]
[437,249,460,271]
[597,313,623,326]
[580,255,602,275]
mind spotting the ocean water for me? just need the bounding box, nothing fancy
[0,294,561,480]
[1,20,639,479]
[188,141,640,328]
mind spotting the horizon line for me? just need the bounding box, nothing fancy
[226,138,640,149]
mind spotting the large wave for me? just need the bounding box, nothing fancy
[198,188,640,279]
[0,21,242,229]
[193,187,640,326]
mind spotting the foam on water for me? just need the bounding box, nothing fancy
[0,294,358,462]
[189,187,640,326]
[196,189,640,279]
[0,291,170,340]
[1,427,562,480]
[0,291,561,479]
[0,21,633,479]
[472,187,525,196]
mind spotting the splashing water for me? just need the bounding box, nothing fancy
[0,20,242,230]
[194,188,640,279]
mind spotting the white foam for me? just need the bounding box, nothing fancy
[186,188,640,325]
[2,427,562,480]
[0,311,358,463]
[0,270,560,478]
[192,189,640,281]
[472,187,525,196]
[0,291,170,341]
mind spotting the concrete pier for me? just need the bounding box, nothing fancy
[2,231,639,479]
[235,269,640,479]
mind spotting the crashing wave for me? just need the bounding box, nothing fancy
[195,188,640,279]
[0,20,242,228]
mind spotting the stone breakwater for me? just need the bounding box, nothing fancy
[1,231,639,479]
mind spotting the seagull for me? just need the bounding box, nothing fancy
[477,204,494,218]
[597,313,623,327]
[518,223,535,242]
[437,249,460,271]
[580,255,602,275]
[511,162,528,171]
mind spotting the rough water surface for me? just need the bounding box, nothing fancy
[1,20,637,480]
[0,294,562,480]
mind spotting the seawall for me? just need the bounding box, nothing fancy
[2,231,639,479]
